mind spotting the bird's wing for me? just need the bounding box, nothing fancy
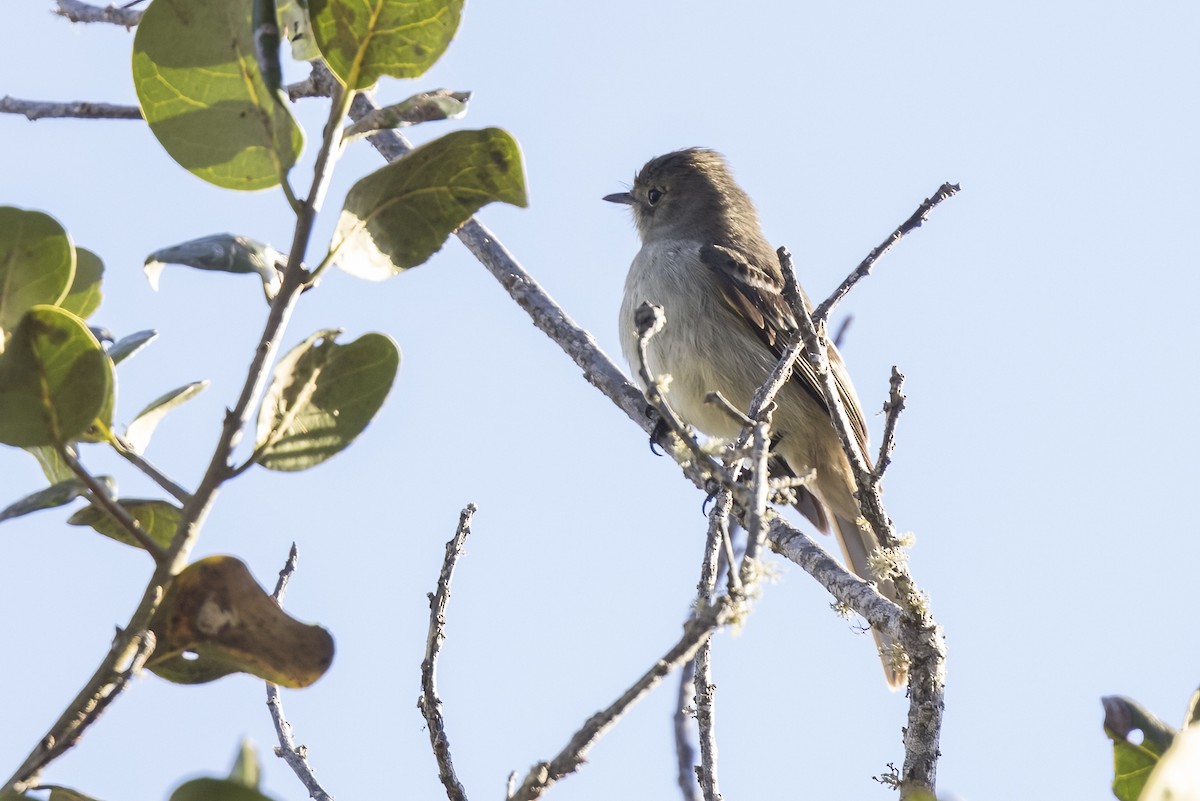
[698,243,871,462]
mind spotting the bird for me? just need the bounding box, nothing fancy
[605,147,904,688]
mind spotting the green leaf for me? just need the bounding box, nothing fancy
[228,740,261,789]
[148,556,334,687]
[309,0,463,89]
[0,306,112,447]
[25,444,76,484]
[125,380,210,454]
[277,0,321,61]
[342,89,470,141]
[0,477,113,523]
[170,778,278,801]
[68,498,180,551]
[1104,695,1177,801]
[145,235,283,299]
[107,330,158,365]
[0,207,75,340]
[332,128,527,280]
[58,248,104,320]
[46,787,106,801]
[255,329,399,471]
[132,0,305,190]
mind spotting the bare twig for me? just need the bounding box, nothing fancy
[738,420,772,576]
[54,0,143,26]
[1,66,334,123]
[287,63,340,102]
[689,492,733,801]
[632,303,739,489]
[0,96,141,120]
[59,446,166,561]
[672,659,702,801]
[873,367,906,484]
[265,545,334,801]
[791,269,946,797]
[113,436,192,504]
[813,182,960,323]
[509,603,726,801]
[692,641,722,801]
[767,519,901,637]
[419,505,476,801]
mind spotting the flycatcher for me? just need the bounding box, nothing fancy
[606,148,904,688]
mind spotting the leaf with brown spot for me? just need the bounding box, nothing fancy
[148,556,334,687]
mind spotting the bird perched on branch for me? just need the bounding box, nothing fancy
[606,148,903,688]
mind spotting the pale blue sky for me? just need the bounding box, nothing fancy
[3,2,1199,800]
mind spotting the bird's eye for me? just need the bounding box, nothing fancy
[647,188,663,206]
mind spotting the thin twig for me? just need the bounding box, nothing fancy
[630,303,747,503]
[791,276,945,797]
[767,518,901,638]
[692,642,722,801]
[113,436,192,504]
[813,182,961,322]
[673,659,702,801]
[265,545,334,801]
[419,505,476,801]
[509,602,726,801]
[688,491,733,801]
[0,96,141,120]
[54,0,142,26]
[59,446,166,561]
[873,367,906,484]
[738,420,772,575]
[1,75,333,123]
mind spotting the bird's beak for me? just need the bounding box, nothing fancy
[603,192,636,205]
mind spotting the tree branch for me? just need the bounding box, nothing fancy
[265,544,334,801]
[673,658,702,801]
[59,445,166,560]
[789,253,946,796]
[812,182,960,323]
[113,435,192,504]
[419,505,475,801]
[0,96,141,120]
[53,0,143,27]
[509,602,725,801]
[873,367,906,484]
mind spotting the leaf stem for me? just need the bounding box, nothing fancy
[58,444,167,561]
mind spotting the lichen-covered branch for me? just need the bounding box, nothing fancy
[419,505,476,801]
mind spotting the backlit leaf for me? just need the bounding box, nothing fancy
[132,0,304,190]
[0,306,112,447]
[0,207,74,340]
[309,0,463,89]
[255,329,399,471]
[332,128,527,280]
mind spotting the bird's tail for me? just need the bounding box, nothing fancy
[832,514,907,689]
